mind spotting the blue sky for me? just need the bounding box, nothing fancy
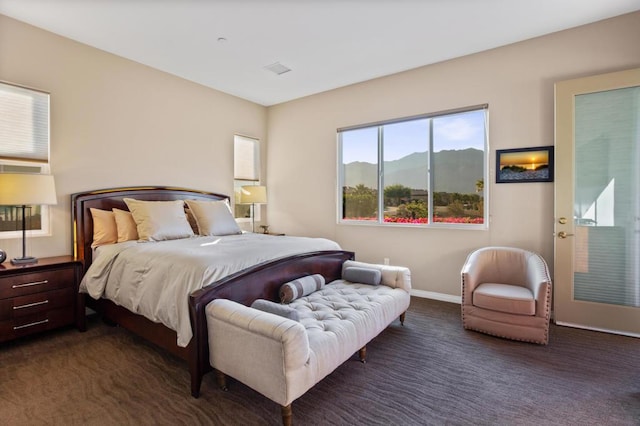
[341,109,486,164]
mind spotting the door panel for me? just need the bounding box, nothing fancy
[554,68,640,337]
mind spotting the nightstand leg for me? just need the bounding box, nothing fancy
[76,292,87,332]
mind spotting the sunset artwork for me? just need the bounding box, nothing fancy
[496,146,554,183]
[500,150,548,170]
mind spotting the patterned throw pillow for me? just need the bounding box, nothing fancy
[279,274,325,303]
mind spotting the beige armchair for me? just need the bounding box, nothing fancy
[461,247,552,344]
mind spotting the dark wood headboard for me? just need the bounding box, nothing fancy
[71,186,229,272]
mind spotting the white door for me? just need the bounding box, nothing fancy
[554,68,640,337]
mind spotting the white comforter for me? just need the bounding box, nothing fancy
[80,233,341,347]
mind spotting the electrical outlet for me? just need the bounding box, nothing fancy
[383,258,390,265]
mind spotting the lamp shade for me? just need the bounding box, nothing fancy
[0,173,57,206]
[240,185,267,204]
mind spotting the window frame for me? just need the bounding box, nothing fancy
[0,81,52,240]
[233,134,261,223]
[337,104,489,229]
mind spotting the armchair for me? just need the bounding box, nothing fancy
[461,247,552,344]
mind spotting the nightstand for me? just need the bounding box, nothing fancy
[0,256,82,343]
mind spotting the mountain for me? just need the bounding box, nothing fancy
[344,148,483,194]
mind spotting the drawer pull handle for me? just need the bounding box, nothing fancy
[13,300,49,310]
[13,319,49,330]
[12,280,49,289]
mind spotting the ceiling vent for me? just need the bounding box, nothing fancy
[264,62,292,75]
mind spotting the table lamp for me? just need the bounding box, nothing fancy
[0,173,57,265]
[240,185,267,233]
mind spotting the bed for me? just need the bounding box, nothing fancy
[72,186,354,397]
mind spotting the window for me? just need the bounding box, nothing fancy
[0,81,51,239]
[338,105,487,227]
[233,135,260,221]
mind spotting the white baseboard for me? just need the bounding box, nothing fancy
[411,289,461,304]
[554,321,640,339]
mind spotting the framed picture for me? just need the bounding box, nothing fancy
[496,146,554,183]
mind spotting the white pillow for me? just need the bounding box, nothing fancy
[123,198,194,242]
[184,199,242,236]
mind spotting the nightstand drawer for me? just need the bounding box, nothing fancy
[0,287,74,320]
[0,307,75,342]
[0,267,74,299]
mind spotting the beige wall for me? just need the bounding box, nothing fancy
[0,15,267,260]
[2,12,639,300]
[266,12,640,299]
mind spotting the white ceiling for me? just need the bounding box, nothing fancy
[1,0,638,106]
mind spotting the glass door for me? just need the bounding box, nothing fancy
[554,68,640,337]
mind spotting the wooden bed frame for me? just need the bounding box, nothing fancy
[71,186,354,397]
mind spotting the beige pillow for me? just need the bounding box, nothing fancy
[185,208,199,234]
[90,208,117,247]
[123,198,194,241]
[113,208,139,243]
[184,199,241,236]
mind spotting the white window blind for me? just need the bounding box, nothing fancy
[234,135,259,181]
[573,86,640,308]
[0,82,51,239]
[0,82,50,163]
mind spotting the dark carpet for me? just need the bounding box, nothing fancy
[1,297,639,425]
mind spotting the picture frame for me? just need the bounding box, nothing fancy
[496,146,554,183]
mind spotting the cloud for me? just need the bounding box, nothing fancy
[435,116,481,141]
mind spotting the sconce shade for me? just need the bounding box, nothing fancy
[240,185,267,204]
[0,173,57,206]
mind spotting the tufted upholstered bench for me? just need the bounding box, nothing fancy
[206,260,411,426]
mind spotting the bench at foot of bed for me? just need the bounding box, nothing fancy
[206,260,411,425]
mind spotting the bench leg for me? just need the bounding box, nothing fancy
[400,311,406,326]
[281,404,292,426]
[358,346,367,363]
[215,369,228,391]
